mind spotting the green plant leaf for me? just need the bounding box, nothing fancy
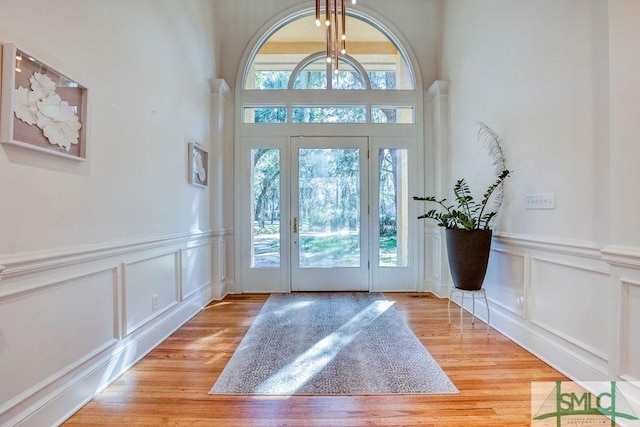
[413,123,511,230]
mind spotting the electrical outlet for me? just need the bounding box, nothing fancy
[152,293,159,312]
[525,193,555,209]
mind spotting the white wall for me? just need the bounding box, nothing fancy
[437,0,640,417]
[605,0,640,413]
[0,1,218,425]
[608,0,640,249]
[440,0,609,243]
[0,0,216,254]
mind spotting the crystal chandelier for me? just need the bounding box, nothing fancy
[315,0,357,70]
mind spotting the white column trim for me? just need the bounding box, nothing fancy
[427,80,449,99]
[424,80,451,292]
[210,78,231,96]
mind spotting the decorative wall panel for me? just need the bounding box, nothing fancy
[181,243,212,300]
[620,279,640,381]
[531,257,611,361]
[485,249,526,317]
[0,268,117,412]
[123,252,179,336]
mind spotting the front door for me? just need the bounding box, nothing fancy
[290,137,369,291]
[245,136,416,293]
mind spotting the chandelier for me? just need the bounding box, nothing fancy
[315,0,357,70]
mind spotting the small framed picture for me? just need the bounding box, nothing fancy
[0,43,88,160]
[188,142,208,187]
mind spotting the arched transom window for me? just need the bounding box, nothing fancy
[241,11,417,124]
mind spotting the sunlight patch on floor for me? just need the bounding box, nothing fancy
[188,330,226,350]
[205,301,234,309]
[272,300,314,318]
[254,299,394,394]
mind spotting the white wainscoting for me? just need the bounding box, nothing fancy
[436,232,640,418]
[420,229,640,421]
[619,279,640,383]
[0,231,213,427]
[437,232,633,380]
[481,234,614,380]
[602,246,640,422]
[0,269,118,416]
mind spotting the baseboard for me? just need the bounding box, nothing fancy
[211,278,229,301]
[425,279,450,299]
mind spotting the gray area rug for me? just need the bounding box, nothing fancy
[210,293,458,395]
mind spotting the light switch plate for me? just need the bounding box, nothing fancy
[525,193,555,209]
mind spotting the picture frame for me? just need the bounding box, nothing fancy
[188,142,208,187]
[1,43,88,160]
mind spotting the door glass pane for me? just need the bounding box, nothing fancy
[251,149,280,268]
[298,148,360,268]
[379,148,409,267]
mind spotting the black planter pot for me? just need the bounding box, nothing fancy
[445,228,493,291]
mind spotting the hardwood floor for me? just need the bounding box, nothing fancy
[64,293,567,426]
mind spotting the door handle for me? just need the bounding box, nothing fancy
[293,217,298,234]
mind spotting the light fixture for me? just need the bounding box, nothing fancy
[315,0,356,70]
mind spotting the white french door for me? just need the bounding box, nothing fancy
[290,137,369,291]
[242,136,418,293]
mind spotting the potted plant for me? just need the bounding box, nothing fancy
[413,123,510,291]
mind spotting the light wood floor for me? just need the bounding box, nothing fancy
[65,293,567,426]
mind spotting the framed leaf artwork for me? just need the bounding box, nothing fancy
[189,142,208,187]
[1,43,88,160]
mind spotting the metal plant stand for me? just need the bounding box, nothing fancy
[448,286,490,334]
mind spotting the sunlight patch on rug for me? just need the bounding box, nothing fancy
[209,293,457,395]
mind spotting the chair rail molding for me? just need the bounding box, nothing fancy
[0,230,213,280]
[494,231,603,260]
[601,245,640,268]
